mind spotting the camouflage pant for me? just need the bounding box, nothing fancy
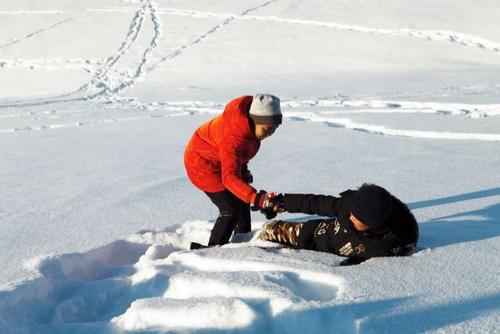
[258,220,303,247]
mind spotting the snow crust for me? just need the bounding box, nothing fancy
[1,0,500,333]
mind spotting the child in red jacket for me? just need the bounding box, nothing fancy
[184,94,282,247]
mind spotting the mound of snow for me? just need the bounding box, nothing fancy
[0,221,355,333]
[3,216,498,333]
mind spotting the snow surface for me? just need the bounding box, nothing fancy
[1,0,500,333]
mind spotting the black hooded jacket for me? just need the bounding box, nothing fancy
[283,190,419,260]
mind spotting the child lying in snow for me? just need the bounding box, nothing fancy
[184,94,282,247]
[258,184,419,264]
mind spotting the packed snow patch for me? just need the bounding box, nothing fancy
[113,297,257,331]
[0,221,350,333]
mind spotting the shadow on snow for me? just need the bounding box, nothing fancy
[409,186,500,248]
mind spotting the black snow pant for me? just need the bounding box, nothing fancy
[205,190,251,246]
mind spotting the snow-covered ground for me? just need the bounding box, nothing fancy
[1,1,499,333]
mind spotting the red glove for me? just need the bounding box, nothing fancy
[252,190,272,210]
[251,191,284,219]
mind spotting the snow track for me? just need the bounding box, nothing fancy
[0,10,66,15]
[288,113,500,141]
[243,16,500,54]
[70,0,162,100]
[85,5,500,56]
[1,98,499,141]
[0,18,73,49]
[1,2,500,109]
[0,58,102,70]
[71,2,149,97]
[0,0,163,107]
[108,0,162,96]
[147,0,277,71]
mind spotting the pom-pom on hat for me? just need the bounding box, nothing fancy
[249,93,282,125]
[349,184,393,229]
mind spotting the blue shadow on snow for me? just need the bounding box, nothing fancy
[408,187,500,249]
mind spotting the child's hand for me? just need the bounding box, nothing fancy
[252,191,283,212]
[251,190,273,211]
[252,191,285,220]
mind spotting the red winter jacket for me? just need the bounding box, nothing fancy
[184,96,260,203]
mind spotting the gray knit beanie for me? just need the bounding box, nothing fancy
[249,93,282,125]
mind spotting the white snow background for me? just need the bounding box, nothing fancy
[1,0,500,333]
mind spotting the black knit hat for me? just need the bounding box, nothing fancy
[349,184,393,229]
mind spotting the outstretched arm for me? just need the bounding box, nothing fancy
[283,193,342,217]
